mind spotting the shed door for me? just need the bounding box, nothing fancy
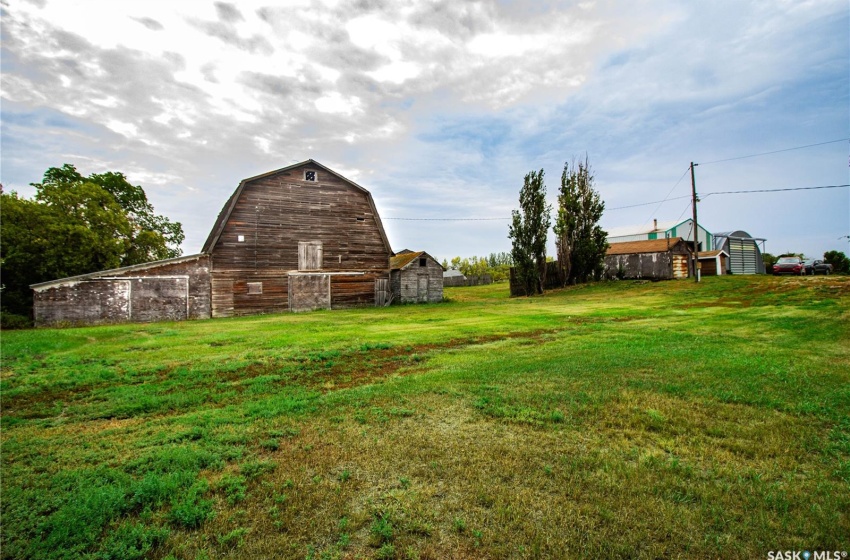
[289,274,330,312]
[417,276,428,302]
[298,241,323,271]
[375,278,390,307]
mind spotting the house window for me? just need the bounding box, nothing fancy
[356,217,365,222]
[419,258,427,267]
[237,235,245,242]
[304,170,317,182]
[247,282,263,295]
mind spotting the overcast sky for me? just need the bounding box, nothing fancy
[2,0,848,262]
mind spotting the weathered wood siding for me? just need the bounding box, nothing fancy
[392,258,443,303]
[33,255,211,326]
[604,252,690,280]
[289,274,330,312]
[208,163,390,316]
[700,257,717,276]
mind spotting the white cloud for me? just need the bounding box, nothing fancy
[314,92,362,115]
[104,120,138,137]
[367,61,422,84]
[1,0,846,259]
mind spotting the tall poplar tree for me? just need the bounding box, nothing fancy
[508,169,551,295]
[554,157,608,285]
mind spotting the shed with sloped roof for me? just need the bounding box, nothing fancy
[604,237,692,280]
[390,251,444,304]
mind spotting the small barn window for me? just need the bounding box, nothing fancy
[247,282,263,295]
[356,217,365,222]
[237,235,245,242]
[304,170,317,182]
[419,258,427,267]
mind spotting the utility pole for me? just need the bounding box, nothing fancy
[690,162,700,283]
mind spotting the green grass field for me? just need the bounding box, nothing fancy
[2,275,848,559]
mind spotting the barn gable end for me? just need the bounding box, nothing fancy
[204,159,393,316]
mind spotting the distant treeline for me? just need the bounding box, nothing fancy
[441,252,513,282]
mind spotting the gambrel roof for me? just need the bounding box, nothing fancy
[201,159,392,255]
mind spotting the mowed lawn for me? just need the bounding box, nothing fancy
[1,276,848,559]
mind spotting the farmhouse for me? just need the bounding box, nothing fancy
[604,237,692,280]
[32,160,395,325]
[390,251,444,303]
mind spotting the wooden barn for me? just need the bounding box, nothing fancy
[390,250,444,304]
[604,237,692,280]
[202,160,392,316]
[32,160,395,325]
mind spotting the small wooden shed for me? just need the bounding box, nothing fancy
[697,250,729,276]
[604,237,692,280]
[390,251,444,303]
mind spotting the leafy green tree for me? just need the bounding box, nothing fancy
[762,253,778,270]
[0,165,184,320]
[37,164,184,264]
[508,170,551,295]
[824,250,850,273]
[553,157,608,284]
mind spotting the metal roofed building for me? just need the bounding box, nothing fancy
[607,218,712,252]
[712,231,767,274]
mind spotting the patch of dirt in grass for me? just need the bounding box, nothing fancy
[682,297,753,309]
[1,384,98,417]
[212,330,558,395]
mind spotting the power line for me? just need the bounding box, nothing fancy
[608,194,691,211]
[641,166,691,227]
[383,217,508,221]
[702,184,849,197]
[382,184,848,221]
[675,200,692,223]
[697,138,849,165]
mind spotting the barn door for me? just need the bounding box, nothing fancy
[289,274,330,312]
[375,278,390,307]
[417,276,428,302]
[298,241,323,271]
